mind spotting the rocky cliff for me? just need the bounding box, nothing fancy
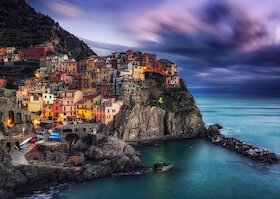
[105,73,206,141]
[0,134,145,198]
[0,0,95,60]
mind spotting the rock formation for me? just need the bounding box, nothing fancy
[105,72,206,142]
[0,134,145,198]
[0,0,95,60]
[205,124,279,164]
[85,134,138,161]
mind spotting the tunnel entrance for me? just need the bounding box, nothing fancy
[66,133,80,145]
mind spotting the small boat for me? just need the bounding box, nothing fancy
[19,137,32,149]
[35,140,44,144]
[30,137,38,143]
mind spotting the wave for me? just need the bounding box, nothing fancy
[21,184,72,199]
[205,123,241,137]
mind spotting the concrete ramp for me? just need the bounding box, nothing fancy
[10,148,29,165]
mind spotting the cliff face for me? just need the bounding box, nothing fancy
[0,0,95,60]
[105,73,206,141]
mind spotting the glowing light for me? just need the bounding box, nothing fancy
[35,73,40,78]
[33,119,41,126]
[158,97,164,104]
[6,118,14,128]
[57,114,64,123]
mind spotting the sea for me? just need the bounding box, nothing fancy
[29,97,280,199]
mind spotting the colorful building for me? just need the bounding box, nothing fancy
[96,98,123,124]
[0,78,7,87]
[20,45,54,60]
[166,76,180,88]
[27,96,44,114]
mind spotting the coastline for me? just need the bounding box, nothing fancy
[3,129,279,198]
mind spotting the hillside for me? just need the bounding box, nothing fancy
[0,0,95,60]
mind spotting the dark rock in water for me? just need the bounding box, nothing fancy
[205,124,279,164]
[214,124,223,129]
[154,163,169,172]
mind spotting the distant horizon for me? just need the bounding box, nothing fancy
[27,0,280,97]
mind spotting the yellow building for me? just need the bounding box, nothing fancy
[28,96,44,113]
[86,56,97,71]
[64,59,77,76]
[132,65,145,80]
[76,95,103,120]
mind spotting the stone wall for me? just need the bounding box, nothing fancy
[0,95,38,136]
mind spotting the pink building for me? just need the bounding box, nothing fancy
[96,98,123,124]
[52,99,63,118]
[94,60,106,69]
[61,74,75,86]
[0,78,7,87]
[166,76,180,88]
[56,90,77,121]
[20,45,53,60]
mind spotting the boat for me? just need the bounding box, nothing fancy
[19,137,32,149]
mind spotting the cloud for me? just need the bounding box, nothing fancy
[137,1,278,68]
[45,0,85,19]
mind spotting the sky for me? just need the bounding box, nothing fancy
[26,0,280,97]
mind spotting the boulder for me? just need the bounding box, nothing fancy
[154,163,169,172]
[67,155,86,167]
[85,135,138,161]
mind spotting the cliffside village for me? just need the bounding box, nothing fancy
[0,45,181,127]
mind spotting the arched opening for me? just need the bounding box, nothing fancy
[16,113,22,124]
[6,142,11,153]
[8,111,15,123]
[65,133,80,145]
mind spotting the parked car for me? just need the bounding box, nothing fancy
[48,132,62,141]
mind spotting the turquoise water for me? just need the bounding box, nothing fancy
[45,98,280,199]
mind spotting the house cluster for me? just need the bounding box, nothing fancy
[0,47,20,64]
[0,45,54,65]
[15,50,181,126]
